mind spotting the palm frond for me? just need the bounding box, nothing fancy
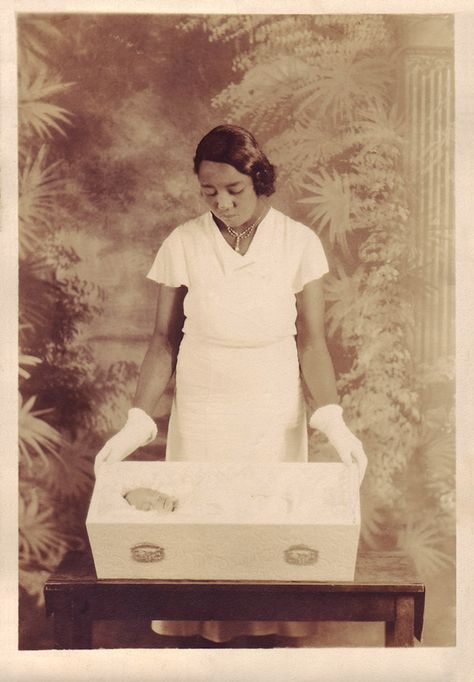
[323,265,364,339]
[19,258,58,335]
[298,169,353,256]
[419,430,455,482]
[397,518,454,577]
[19,353,42,380]
[19,489,68,566]
[297,53,393,123]
[19,393,63,469]
[266,118,347,188]
[19,50,74,98]
[19,102,74,139]
[213,56,310,132]
[18,52,74,139]
[19,145,66,258]
[47,433,95,501]
[353,103,406,155]
[18,18,64,58]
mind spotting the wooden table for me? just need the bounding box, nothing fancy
[44,549,424,649]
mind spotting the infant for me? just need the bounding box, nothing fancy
[124,487,178,512]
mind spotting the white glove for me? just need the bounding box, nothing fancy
[94,407,158,475]
[309,404,367,484]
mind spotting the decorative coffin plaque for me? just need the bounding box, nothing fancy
[86,462,360,581]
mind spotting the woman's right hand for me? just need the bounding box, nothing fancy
[94,407,158,476]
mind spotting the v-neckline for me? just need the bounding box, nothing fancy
[209,207,273,262]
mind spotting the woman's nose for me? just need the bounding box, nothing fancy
[216,193,234,209]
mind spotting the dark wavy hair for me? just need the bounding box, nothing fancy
[193,125,276,197]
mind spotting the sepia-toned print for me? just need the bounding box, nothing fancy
[17,13,454,650]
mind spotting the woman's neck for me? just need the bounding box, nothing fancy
[213,201,271,234]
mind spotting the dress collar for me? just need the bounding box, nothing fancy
[207,207,274,274]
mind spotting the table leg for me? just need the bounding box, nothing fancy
[385,595,415,647]
[53,593,92,649]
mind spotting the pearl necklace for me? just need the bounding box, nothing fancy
[223,214,263,253]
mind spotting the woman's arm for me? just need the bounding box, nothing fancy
[132,283,187,415]
[94,284,186,472]
[296,277,367,482]
[295,277,338,407]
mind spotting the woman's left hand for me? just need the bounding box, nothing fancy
[322,426,367,484]
[309,404,368,483]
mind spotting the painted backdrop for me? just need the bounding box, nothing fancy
[18,14,455,648]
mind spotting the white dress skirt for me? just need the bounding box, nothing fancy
[146,207,329,641]
[167,334,307,464]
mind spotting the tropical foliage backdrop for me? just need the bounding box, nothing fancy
[17,14,455,648]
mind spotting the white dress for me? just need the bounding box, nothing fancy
[146,206,329,641]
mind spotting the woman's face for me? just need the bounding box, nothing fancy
[197,161,262,228]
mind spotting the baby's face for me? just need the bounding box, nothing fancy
[124,487,178,512]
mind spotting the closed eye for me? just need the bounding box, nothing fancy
[202,188,243,198]
[201,183,245,197]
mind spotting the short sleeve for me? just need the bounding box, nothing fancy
[146,228,189,287]
[292,229,329,293]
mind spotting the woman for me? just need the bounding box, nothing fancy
[95,124,367,646]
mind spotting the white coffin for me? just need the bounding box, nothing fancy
[86,462,360,581]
